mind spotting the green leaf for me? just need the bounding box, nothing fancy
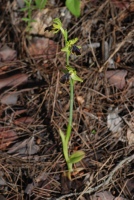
[20,7,29,11]
[30,19,37,23]
[53,18,62,27]
[22,18,36,24]
[68,150,85,164]
[66,0,80,17]
[71,73,83,82]
[22,18,31,22]
[91,129,96,134]
[52,18,63,33]
[35,0,47,9]
[59,129,66,145]
[69,38,78,46]
[66,66,75,73]
[61,46,69,53]
[24,0,30,5]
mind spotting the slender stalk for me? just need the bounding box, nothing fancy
[64,39,74,173]
[65,78,74,174]
[64,37,73,145]
[66,52,69,66]
[66,78,74,143]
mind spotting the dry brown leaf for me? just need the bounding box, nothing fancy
[127,129,134,145]
[107,107,122,133]
[0,73,28,89]
[126,178,134,197]
[0,128,17,139]
[0,194,6,200]
[91,191,114,200]
[0,141,12,151]
[114,197,128,200]
[0,128,18,150]
[7,137,39,155]
[0,45,17,61]
[127,119,134,145]
[1,92,19,105]
[13,117,34,125]
[76,96,85,104]
[0,65,9,73]
[111,0,130,9]
[129,2,134,12]
[24,182,35,195]
[126,76,134,97]
[35,171,48,183]
[28,37,58,59]
[106,70,127,89]
[12,109,27,117]
[0,172,7,186]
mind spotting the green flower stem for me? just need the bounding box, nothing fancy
[66,52,69,66]
[63,33,74,173]
[63,29,74,147]
[66,78,74,173]
[64,29,75,173]
[66,78,74,142]
[64,32,69,66]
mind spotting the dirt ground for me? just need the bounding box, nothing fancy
[0,0,134,199]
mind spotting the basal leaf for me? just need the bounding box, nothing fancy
[66,0,80,17]
[68,150,85,164]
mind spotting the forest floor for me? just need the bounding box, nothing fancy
[0,0,134,200]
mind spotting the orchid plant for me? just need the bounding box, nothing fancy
[49,18,85,179]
